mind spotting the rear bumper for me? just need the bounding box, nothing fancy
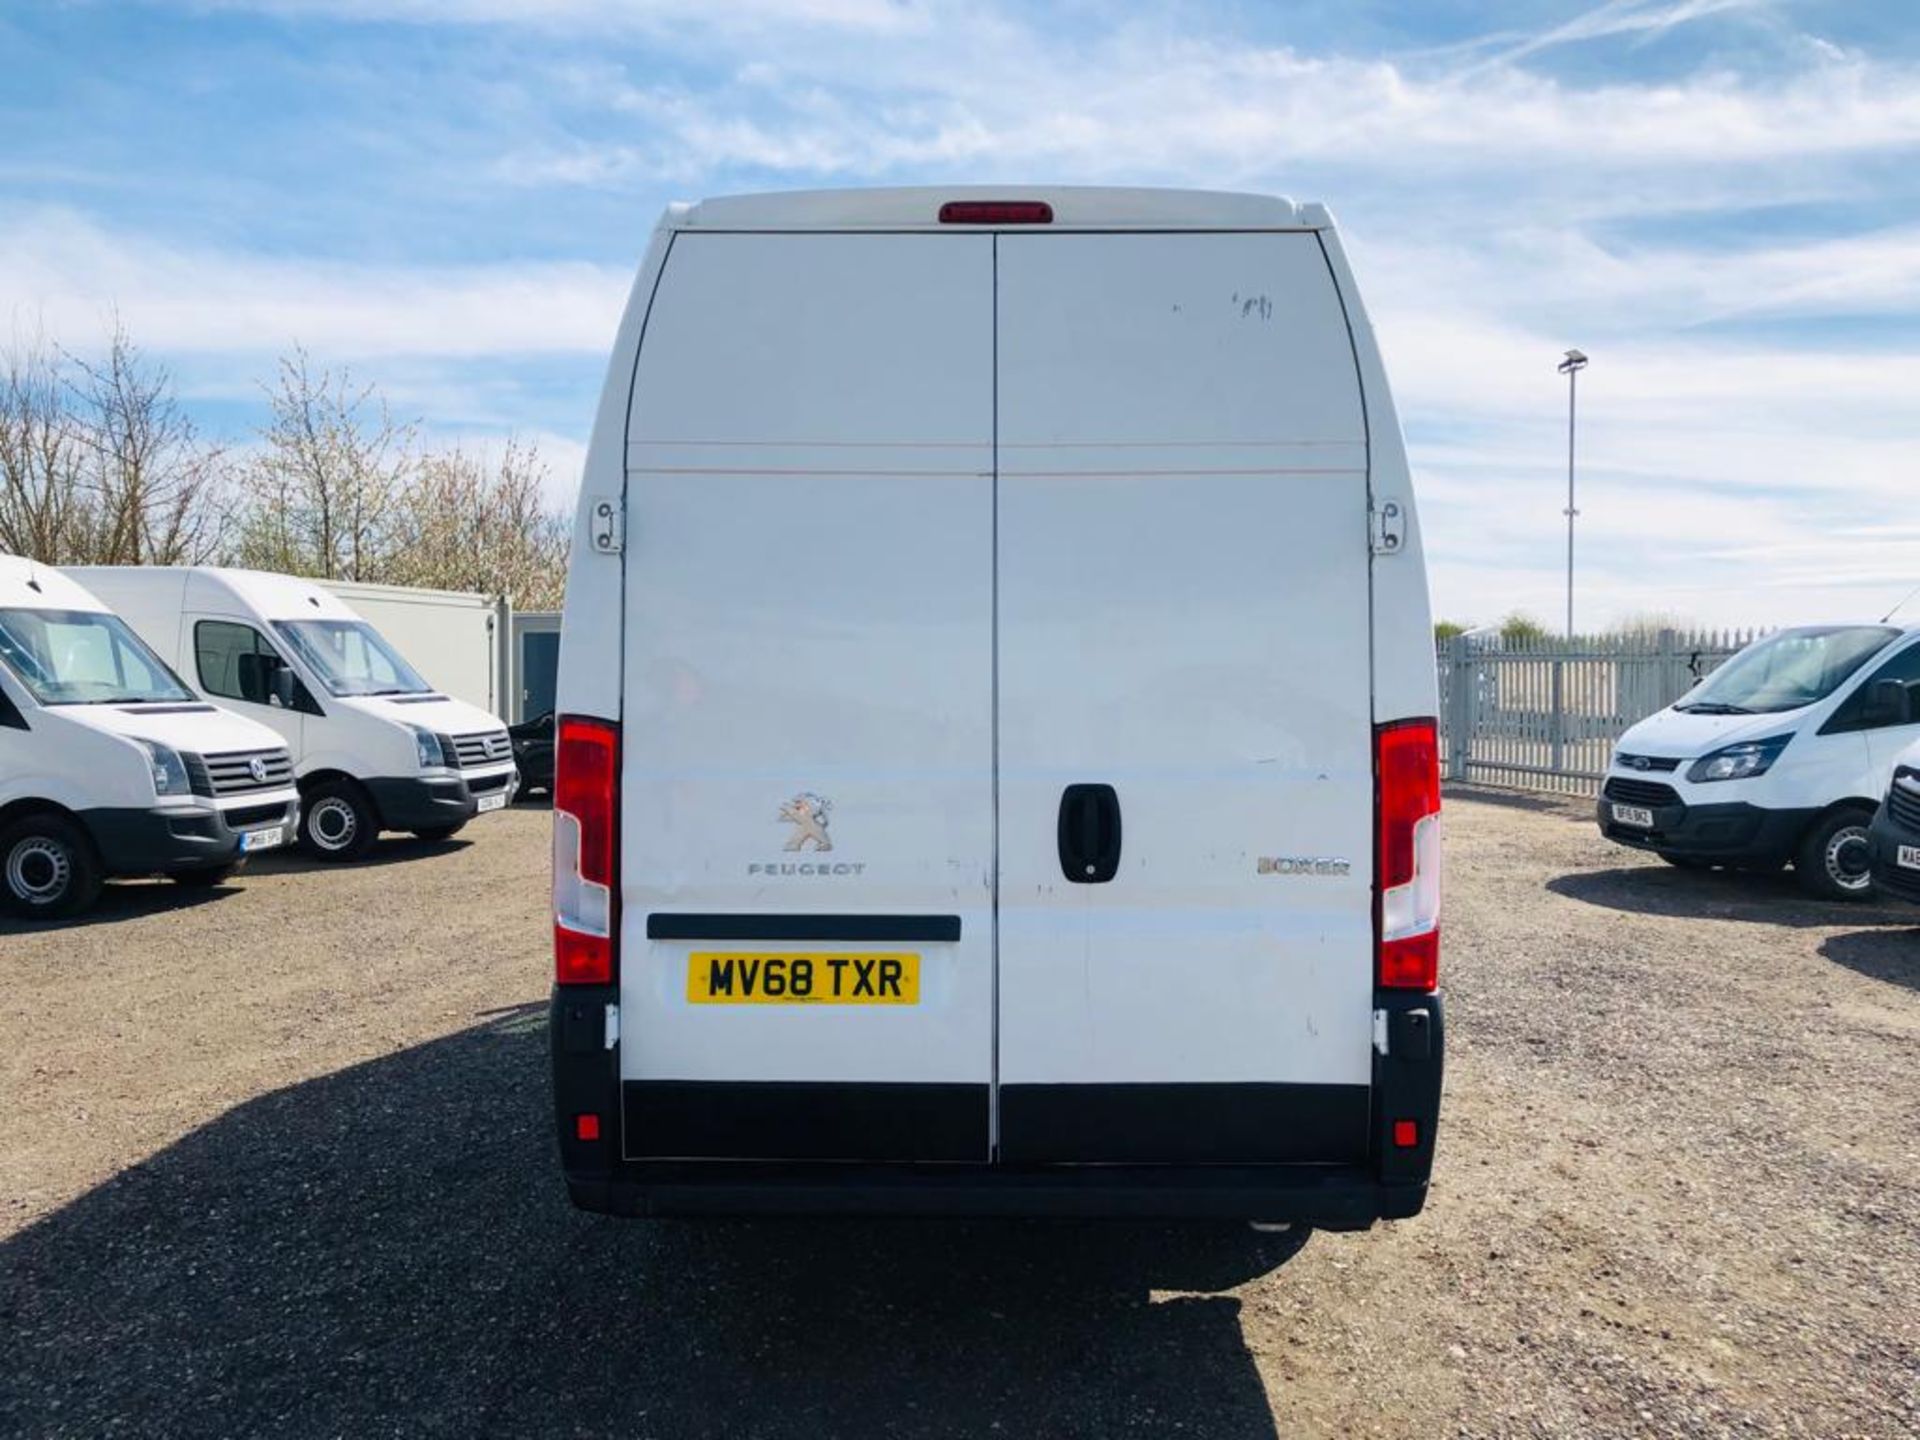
[81,795,300,876]
[564,1164,1427,1228]
[549,987,1443,1230]
[1596,795,1813,863]
[365,768,517,830]
[1868,804,1920,904]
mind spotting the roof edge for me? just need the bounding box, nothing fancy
[675,186,1330,231]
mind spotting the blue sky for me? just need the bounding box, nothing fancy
[4,0,1919,627]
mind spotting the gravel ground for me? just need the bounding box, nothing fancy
[2,791,1917,1438]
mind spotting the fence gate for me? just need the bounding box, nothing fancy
[1437,629,1761,795]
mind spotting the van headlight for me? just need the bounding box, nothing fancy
[134,739,192,797]
[409,725,450,772]
[1687,735,1791,784]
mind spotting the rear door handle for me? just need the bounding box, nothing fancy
[1058,783,1121,884]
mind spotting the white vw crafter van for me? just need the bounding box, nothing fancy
[71,567,518,861]
[0,558,299,917]
[1599,624,1920,899]
[549,189,1444,1226]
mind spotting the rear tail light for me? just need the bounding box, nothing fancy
[554,715,619,985]
[938,200,1053,225]
[1376,718,1441,990]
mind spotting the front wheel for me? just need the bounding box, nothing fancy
[1795,809,1877,902]
[0,813,104,920]
[299,780,378,862]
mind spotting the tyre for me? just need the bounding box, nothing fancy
[411,823,466,843]
[299,779,378,861]
[171,863,239,889]
[1794,808,1877,902]
[0,812,104,920]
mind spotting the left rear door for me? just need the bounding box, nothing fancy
[616,232,998,1164]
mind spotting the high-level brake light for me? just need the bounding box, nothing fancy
[554,715,619,985]
[1376,718,1441,990]
[937,200,1054,225]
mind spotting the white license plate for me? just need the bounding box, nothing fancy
[1899,845,1920,872]
[1611,804,1655,829]
[476,793,507,814]
[240,825,285,852]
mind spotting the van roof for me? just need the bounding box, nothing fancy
[672,186,1329,232]
[1,555,109,612]
[68,565,362,622]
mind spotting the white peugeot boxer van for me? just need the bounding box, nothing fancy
[548,188,1445,1227]
[71,567,518,861]
[0,557,299,917]
[1599,624,1920,899]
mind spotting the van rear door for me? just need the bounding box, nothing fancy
[617,233,997,1163]
[993,232,1377,1163]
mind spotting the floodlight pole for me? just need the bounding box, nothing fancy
[1557,348,1589,639]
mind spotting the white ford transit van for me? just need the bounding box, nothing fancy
[0,557,299,917]
[1599,624,1920,899]
[548,188,1445,1226]
[71,567,518,861]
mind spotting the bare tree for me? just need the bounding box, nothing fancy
[65,320,228,564]
[386,438,569,607]
[0,332,90,562]
[233,349,412,580]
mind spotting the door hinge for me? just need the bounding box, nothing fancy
[604,1003,621,1050]
[1369,499,1406,557]
[589,496,625,555]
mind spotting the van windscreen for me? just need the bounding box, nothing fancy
[1678,626,1899,715]
[0,608,194,706]
[272,618,432,698]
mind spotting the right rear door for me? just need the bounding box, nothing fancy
[993,231,1378,1164]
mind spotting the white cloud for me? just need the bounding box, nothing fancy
[478,14,1920,193]
[0,209,628,359]
[179,0,923,31]
[33,2,1920,628]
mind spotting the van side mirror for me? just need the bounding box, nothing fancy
[271,664,296,710]
[1863,678,1913,727]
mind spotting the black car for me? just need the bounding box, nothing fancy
[509,711,555,796]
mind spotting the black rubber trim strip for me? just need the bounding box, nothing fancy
[566,1161,1425,1227]
[624,1080,987,1162]
[645,913,961,942]
[998,1082,1371,1165]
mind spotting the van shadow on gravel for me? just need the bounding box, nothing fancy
[1820,928,1920,992]
[0,878,235,936]
[2,1009,1303,1439]
[247,833,474,876]
[1547,865,1918,930]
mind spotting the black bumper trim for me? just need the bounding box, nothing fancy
[1596,797,1815,862]
[623,1079,987,1162]
[364,770,516,832]
[998,1082,1369,1164]
[81,798,299,876]
[566,1163,1425,1228]
[647,912,962,943]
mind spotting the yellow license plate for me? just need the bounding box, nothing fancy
[687,952,920,1005]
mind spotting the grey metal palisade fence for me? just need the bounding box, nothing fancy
[1436,628,1766,795]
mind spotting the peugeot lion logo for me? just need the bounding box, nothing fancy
[778,792,833,853]
[248,756,270,784]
